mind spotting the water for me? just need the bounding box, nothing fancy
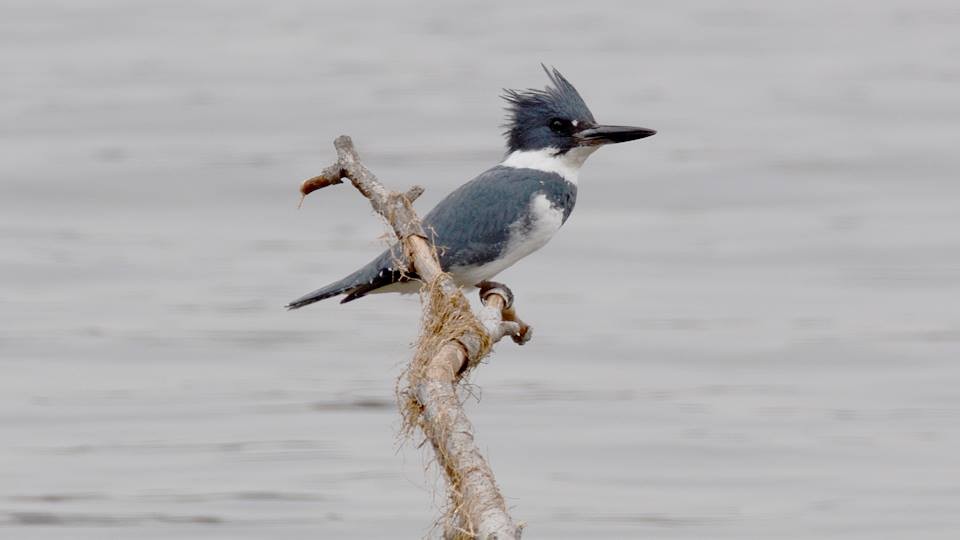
[2,1,960,538]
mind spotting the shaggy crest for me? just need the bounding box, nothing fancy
[501,65,596,152]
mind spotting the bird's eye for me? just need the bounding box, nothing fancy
[549,118,570,134]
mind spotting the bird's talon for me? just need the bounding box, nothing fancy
[512,325,533,345]
[500,321,521,338]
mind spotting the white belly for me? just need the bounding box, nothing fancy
[450,193,564,286]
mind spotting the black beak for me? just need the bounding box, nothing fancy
[575,124,657,146]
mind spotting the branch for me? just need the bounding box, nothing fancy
[299,135,524,539]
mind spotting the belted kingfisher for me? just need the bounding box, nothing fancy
[287,66,655,309]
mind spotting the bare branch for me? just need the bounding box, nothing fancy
[299,135,524,539]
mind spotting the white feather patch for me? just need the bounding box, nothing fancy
[500,146,598,185]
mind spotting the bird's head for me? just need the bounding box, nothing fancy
[502,66,656,156]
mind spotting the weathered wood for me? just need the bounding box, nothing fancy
[299,135,524,539]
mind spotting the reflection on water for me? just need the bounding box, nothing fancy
[2,0,960,538]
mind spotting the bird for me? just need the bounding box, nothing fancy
[286,66,655,309]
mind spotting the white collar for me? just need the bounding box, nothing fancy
[500,146,598,185]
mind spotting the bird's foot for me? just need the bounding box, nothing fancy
[478,280,514,307]
[477,281,533,345]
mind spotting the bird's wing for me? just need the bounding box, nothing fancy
[423,165,559,269]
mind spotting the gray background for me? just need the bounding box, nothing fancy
[2,1,959,538]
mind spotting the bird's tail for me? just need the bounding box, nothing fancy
[286,251,395,309]
[287,247,407,310]
[285,279,355,310]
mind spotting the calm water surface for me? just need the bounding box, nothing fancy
[2,1,960,538]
